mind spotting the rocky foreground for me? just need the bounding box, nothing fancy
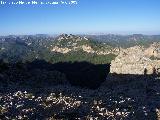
[0,73,160,120]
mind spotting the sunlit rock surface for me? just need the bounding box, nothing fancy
[110,46,160,75]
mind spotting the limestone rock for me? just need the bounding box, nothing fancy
[145,42,160,58]
[110,46,160,75]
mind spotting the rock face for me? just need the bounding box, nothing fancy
[144,42,160,58]
[110,46,160,75]
[51,46,72,54]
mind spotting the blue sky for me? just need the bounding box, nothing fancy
[0,0,160,35]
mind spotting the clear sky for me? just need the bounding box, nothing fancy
[0,0,160,35]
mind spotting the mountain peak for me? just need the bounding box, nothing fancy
[56,34,88,42]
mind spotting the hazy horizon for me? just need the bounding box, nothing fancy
[1,32,160,36]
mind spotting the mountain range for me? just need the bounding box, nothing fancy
[0,34,160,63]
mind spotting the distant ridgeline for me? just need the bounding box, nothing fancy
[0,34,160,64]
[0,34,117,64]
[87,34,160,48]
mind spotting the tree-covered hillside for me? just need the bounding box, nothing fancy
[0,34,117,64]
[1,34,160,64]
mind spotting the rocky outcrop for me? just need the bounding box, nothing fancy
[51,34,120,55]
[56,34,86,42]
[144,42,160,58]
[51,46,72,54]
[110,46,160,75]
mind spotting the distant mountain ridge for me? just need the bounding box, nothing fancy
[50,34,119,55]
[0,34,160,63]
[86,34,160,48]
[0,34,117,63]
